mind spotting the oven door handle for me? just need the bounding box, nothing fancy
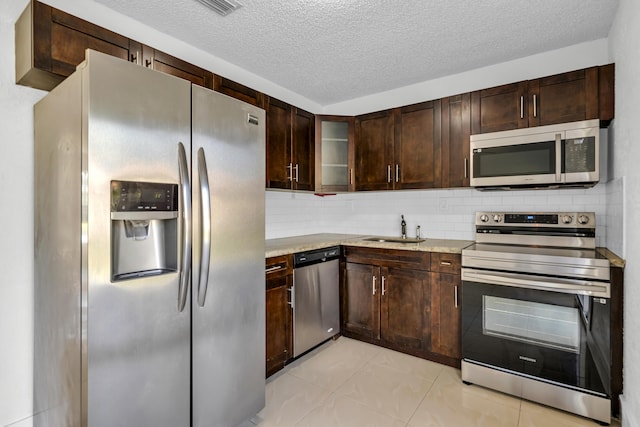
[461,268,610,298]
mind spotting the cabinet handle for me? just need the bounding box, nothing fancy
[455,285,459,308]
[387,165,391,183]
[520,96,524,119]
[350,168,353,185]
[395,165,399,183]
[287,287,294,309]
[533,94,537,118]
[265,265,283,273]
[372,276,377,295]
[145,59,152,68]
[130,51,139,64]
[294,164,299,182]
[381,276,386,296]
[440,261,452,266]
[464,158,468,179]
[287,163,293,181]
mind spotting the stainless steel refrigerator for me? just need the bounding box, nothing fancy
[33,50,265,427]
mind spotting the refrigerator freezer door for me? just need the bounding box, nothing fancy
[191,86,266,427]
[84,51,192,426]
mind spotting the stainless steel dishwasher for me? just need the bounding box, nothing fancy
[292,246,340,357]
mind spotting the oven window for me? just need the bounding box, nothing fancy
[473,141,556,178]
[483,296,580,353]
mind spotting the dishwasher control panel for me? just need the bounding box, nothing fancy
[294,246,340,267]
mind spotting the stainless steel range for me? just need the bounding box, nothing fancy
[461,212,612,425]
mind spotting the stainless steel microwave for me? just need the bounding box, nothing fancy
[470,119,600,190]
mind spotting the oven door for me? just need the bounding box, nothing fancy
[461,268,611,397]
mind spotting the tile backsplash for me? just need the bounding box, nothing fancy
[266,181,617,250]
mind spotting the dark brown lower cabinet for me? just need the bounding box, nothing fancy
[265,255,292,377]
[341,246,459,367]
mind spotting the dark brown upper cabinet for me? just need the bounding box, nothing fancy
[128,42,213,89]
[15,0,132,90]
[471,66,615,134]
[15,0,213,91]
[354,101,442,191]
[213,75,265,108]
[441,93,471,188]
[315,115,355,193]
[266,97,315,191]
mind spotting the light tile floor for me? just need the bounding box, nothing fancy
[249,337,621,427]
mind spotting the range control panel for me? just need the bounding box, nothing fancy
[111,180,178,212]
[475,212,596,228]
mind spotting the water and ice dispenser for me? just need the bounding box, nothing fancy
[111,180,178,281]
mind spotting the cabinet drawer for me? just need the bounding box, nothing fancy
[430,253,461,274]
[343,246,430,270]
[266,255,292,283]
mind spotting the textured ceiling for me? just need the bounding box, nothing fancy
[94,0,619,106]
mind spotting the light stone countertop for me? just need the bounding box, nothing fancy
[265,233,474,258]
[597,247,625,268]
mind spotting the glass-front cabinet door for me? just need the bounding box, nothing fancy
[315,116,354,192]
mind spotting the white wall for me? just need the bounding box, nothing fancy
[0,2,46,426]
[609,0,640,424]
[0,0,626,426]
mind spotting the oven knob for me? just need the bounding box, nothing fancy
[578,215,590,225]
[561,215,573,224]
[480,214,489,223]
[492,214,502,222]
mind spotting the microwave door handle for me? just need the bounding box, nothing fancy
[177,142,192,313]
[555,133,562,183]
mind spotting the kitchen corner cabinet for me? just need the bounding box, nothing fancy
[15,0,132,90]
[429,253,462,359]
[354,100,442,191]
[341,247,433,355]
[265,255,293,377]
[471,66,615,134]
[315,116,355,192]
[441,94,471,188]
[342,246,462,367]
[128,42,213,89]
[266,97,315,191]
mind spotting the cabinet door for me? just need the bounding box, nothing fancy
[528,68,599,127]
[441,94,471,188]
[342,263,380,340]
[266,98,293,189]
[394,101,442,189]
[132,43,213,89]
[471,81,528,134]
[315,116,355,192]
[266,280,291,377]
[292,108,315,191]
[430,272,461,359]
[213,75,264,107]
[380,267,429,350]
[355,111,394,191]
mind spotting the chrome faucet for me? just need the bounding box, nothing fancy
[401,215,407,239]
[416,225,421,239]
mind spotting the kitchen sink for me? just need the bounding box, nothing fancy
[363,236,426,244]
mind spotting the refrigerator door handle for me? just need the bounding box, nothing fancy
[196,148,211,307]
[178,142,192,312]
